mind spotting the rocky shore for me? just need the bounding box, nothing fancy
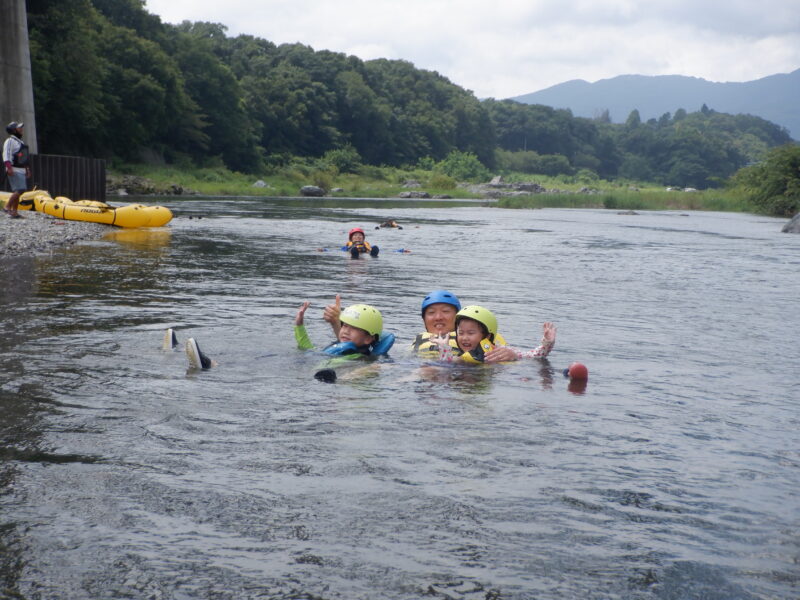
[0,210,108,258]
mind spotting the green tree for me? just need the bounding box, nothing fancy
[322,144,362,173]
[731,144,800,216]
[28,0,110,156]
[436,150,490,181]
[100,26,207,161]
[241,63,340,157]
[625,109,642,129]
[333,70,393,164]
[495,149,573,175]
[172,23,262,171]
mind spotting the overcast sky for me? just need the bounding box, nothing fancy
[144,0,800,99]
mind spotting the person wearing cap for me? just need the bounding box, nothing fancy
[342,227,379,258]
[2,121,31,218]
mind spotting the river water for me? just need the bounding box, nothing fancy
[1,198,798,600]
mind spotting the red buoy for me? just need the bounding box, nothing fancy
[567,362,589,380]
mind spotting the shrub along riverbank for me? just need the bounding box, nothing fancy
[107,162,758,214]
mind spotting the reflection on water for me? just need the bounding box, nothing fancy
[0,255,36,303]
[1,199,799,599]
[102,227,172,250]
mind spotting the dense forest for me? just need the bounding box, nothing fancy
[26,0,794,189]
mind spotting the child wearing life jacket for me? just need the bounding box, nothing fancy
[295,301,393,356]
[296,301,394,382]
[343,227,379,258]
[431,305,555,364]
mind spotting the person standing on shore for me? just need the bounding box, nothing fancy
[3,122,31,218]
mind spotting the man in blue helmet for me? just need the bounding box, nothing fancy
[418,289,461,336]
[409,290,517,362]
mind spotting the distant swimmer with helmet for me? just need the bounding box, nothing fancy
[410,290,520,363]
[343,227,379,259]
[427,305,556,364]
[296,300,395,382]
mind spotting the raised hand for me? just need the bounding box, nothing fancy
[542,322,556,344]
[323,294,342,336]
[295,301,311,326]
[323,294,342,324]
[427,333,451,348]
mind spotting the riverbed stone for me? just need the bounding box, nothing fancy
[0,210,108,257]
[781,213,800,233]
[106,174,196,196]
[300,185,325,197]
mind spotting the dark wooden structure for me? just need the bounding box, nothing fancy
[2,154,106,201]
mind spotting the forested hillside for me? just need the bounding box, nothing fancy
[26,0,794,189]
[510,71,800,141]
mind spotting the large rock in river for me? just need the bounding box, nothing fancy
[782,213,800,233]
[300,185,325,197]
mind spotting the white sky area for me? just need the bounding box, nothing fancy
[144,0,800,99]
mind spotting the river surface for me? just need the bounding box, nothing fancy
[1,198,798,600]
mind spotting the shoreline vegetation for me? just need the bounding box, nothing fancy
[107,164,755,214]
[1,160,789,261]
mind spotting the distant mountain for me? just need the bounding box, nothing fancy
[510,70,800,140]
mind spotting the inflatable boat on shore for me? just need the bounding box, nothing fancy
[0,190,172,228]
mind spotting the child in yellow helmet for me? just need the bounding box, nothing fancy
[431,305,555,363]
[295,300,394,382]
[295,301,392,356]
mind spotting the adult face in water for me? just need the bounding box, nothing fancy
[423,303,458,335]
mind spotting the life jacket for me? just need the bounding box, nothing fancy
[346,240,372,253]
[411,331,507,362]
[10,138,29,167]
[323,332,395,357]
[323,340,371,356]
[448,335,496,363]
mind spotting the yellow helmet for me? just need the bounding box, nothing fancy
[456,305,497,340]
[340,304,383,337]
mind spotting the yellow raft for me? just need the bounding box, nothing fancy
[1,190,172,228]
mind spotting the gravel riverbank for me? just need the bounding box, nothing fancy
[0,210,109,257]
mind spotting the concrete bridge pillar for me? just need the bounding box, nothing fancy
[0,0,38,153]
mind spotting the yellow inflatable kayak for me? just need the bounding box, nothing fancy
[1,190,172,228]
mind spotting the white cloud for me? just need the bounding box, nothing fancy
[143,0,800,98]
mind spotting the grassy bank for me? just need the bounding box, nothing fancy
[496,189,755,212]
[108,163,473,199]
[109,163,758,213]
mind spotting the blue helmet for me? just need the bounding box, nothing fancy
[421,290,461,317]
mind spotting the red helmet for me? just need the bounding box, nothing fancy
[348,227,365,240]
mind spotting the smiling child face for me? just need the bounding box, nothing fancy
[350,232,365,243]
[456,318,485,352]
